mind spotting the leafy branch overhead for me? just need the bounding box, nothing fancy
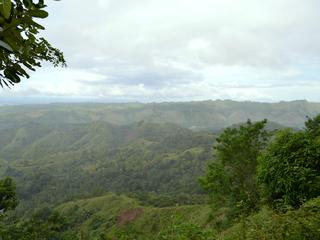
[0,0,65,87]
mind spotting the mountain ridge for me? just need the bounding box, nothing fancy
[1,100,319,131]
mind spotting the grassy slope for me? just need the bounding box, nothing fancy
[55,194,320,240]
[55,193,212,239]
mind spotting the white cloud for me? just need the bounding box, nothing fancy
[2,0,320,103]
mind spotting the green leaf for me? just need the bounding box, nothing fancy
[3,36,20,51]
[29,9,49,18]
[29,19,45,30]
[0,39,12,51]
[13,63,29,78]
[4,68,21,83]
[0,0,12,19]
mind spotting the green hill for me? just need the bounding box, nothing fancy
[0,101,320,239]
[1,99,319,213]
[0,121,214,213]
[54,193,212,239]
[1,100,320,131]
[27,193,320,240]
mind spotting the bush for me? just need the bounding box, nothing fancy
[221,197,320,240]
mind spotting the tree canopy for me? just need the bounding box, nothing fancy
[0,0,65,87]
[200,120,269,221]
[258,114,320,209]
[0,177,17,213]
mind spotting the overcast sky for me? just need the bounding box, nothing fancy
[1,0,320,103]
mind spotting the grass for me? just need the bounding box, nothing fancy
[55,193,212,239]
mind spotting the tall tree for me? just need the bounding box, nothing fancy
[0,0,65,87]
[200,120,269,220]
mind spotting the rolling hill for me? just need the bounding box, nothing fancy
[1,100,320,131]
[0,121,214,213]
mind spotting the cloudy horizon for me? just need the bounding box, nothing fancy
[1,0,320,103]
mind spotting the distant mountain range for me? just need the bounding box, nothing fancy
[0,100,319,130]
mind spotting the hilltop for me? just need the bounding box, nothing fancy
[1,100,320,131]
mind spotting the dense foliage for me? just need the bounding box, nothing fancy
[0,121,214,212]
[0,207,74,239]
[258,116,320,209]
[200,120,269,225]
[200,114,320,235]
[222,197,320,240]
[0,177,17,212]
[0,0,65,86]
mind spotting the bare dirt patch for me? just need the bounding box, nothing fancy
[117,208,143,226]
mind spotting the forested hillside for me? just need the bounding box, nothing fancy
[2,99,315,211]
[1,100,320,131]
[0,101,320,239]
[0,120,214,213]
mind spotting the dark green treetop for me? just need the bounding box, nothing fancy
[0,177,18,213]
[305,114,320,138]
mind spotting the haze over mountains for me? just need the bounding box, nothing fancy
[1,100,320,131]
